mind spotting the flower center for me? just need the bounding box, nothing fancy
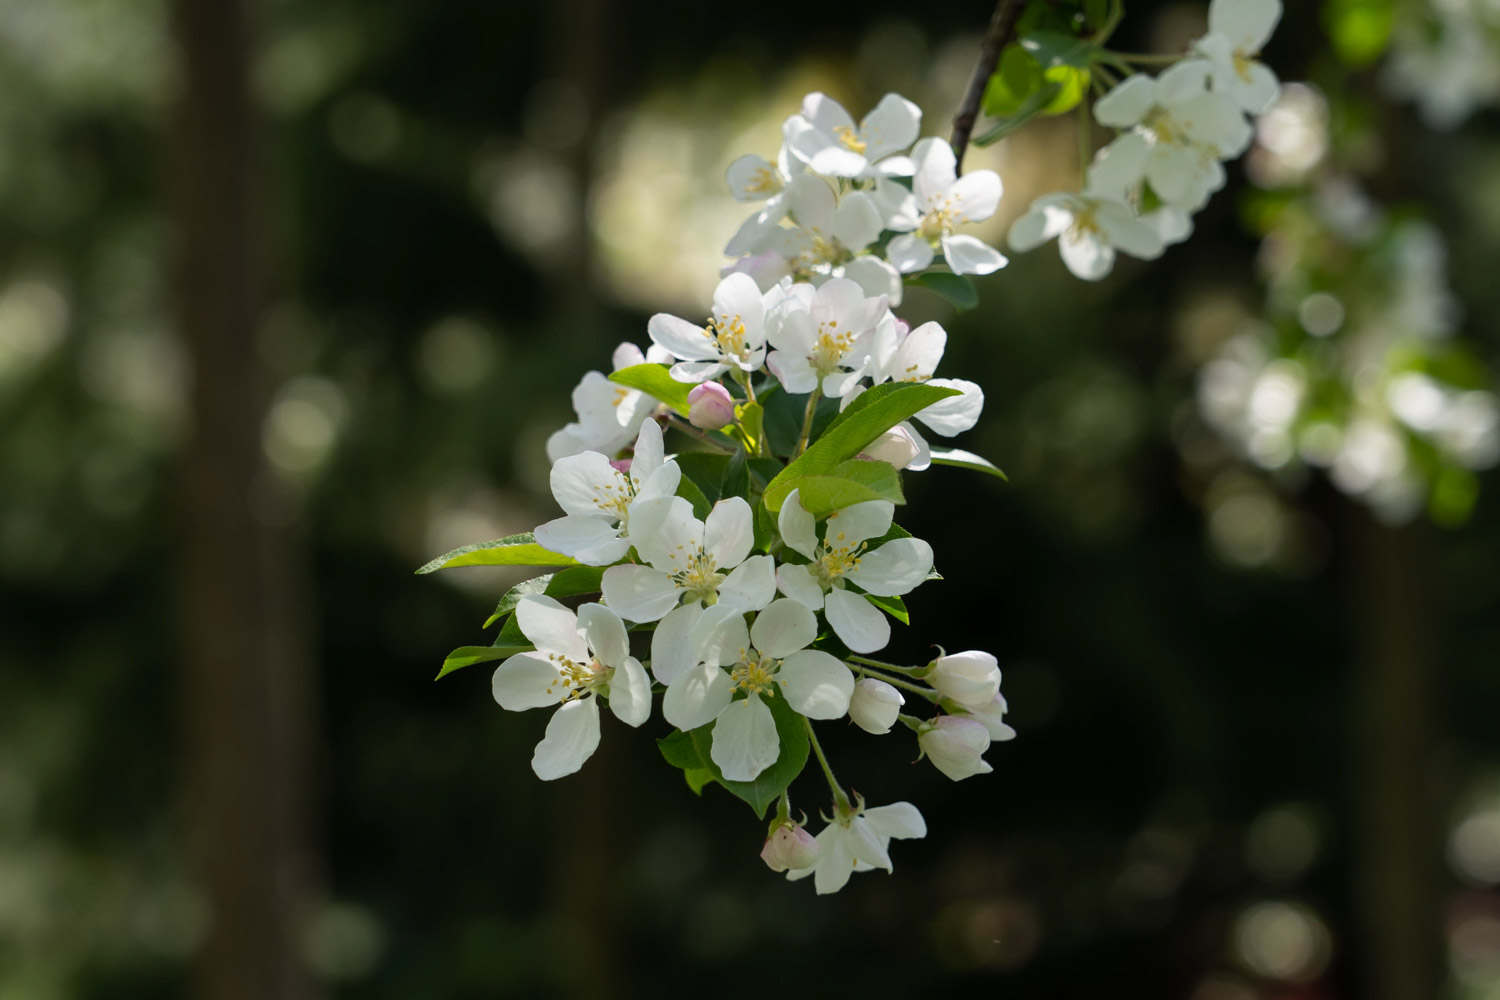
[544,653,610,702]
[745,166,782,196]
[808,319,857,377]
[813,530,867,588]
[668,546,725,605]
[1233,50,1255,83]
[705,312,751,362]
[833,125,866,154]
[1143,107,1182,145]
[590,472,634,521]
[730,649,779,696]
[919,204,958,242]
[611,387,630,409]
[1067,204,1102,242]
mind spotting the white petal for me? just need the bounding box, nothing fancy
[840,255,903,306]
[859,92,922,162]
[710,694,780,781]
[712,272,766,340]
[845,816,893,871]
[607,656,651,727]
[1209,0,1281,51]
[800,91,855,135]
[1146,144,1213,209]
[1157,59,1212,103]
[776,562,826,610]
[749,597,817,658]
[941,234,1007,276]
[726,154,781,202]
[662,660,734,731]
[649,602,704,685]
[778,649,854,718]
[577,601,630,667]
[647,313,715,362]
[824,589,891,655]
[909,137,957,206]
[864,802,926,839]
[549,452,622,518]
[812,830,855,894]
[635,497,703,570]
[491,652,565,711]
[1059,226,1115,281]
[948,170,1002,223]
[534,514,620,562]
[603,566,677,624]
[630,418,664,483]
[847,537,933,596]
[515,595,587,660]
[777,489,818,558]
[1085,132,1149,200]
[694,603,751,667]
[717,555,777,613]
[1096,202,1167,260]
[703,497,754,570]
[825,499,893,546]
[884,320,945,383]
[667,360,725,384]
[531,698,601,780]
[914,377,984,436]
[886,233,934,274]
[633,458,680,503]
[832,191,883,251]
[1094,74,1156,127]
[765,351,819,396]
[808,145,869,178]
[1008,196,1075,252]
[1229,59,1280,114]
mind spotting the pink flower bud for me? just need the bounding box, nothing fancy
[761,823,820,872]
[848,677,904,735]
[688,382,736,430]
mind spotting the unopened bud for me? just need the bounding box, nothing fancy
[688,382,736,430]
[927,650,1001,709]
[964,692,1016,742]
[860,424,921,470]
[917,715,993,782]
[848,677,904,735]
[761,822,819,872]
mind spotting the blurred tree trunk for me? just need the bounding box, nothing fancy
[1349,509,1442,1000]
[169,1,322,998]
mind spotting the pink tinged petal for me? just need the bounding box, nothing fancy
[847,537,934,597]
[491,652,565,711]
[948,170,1002,223]
[649,603,704,685]
[515,595,588,660]
[607,656,651,727]
[778,649,855,719]
[914,377,984,436]
[864,802,927,840]
[726,154,780,202]
[668,360,727,384]
[777,490,818,559]
[832,191,883,251]
[823,589,891,655]
[718,555,776,613]
[1059,226,1115,281]
[550,451,624,518]
[941,234,1007,276]
[577,601,630,667]
[534,515,619,563]
[663,660,734,731]
[776,563,825,610]
[845,816,893,871]
[531,698,601,781]
[840,256,903,306]
[1008,196,1076,251]
[647,313,716,362]
[886,233,933,274]
[825,499,894,546]
[710,693,780,781]
[749,597,817,658]
[811,828,855,894]
[694,604,751,668]
[909,136,957,206]
[1209,0,1281,52]
[859,93,922,162]
[1094,75,1157,127]
[703,497,754,569]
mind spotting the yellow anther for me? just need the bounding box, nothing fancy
[833,125,867,154]
[746,167,781,196]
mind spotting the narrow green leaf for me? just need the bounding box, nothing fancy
[609,363,692,416]
[906,272,979,311]
[973,81,1063,146]
[483,566,607,628]
[864,593,909,626]
[763,382,960,511]
[928,446,1010,481]
[781,459,904,517]
[436,643,532,681]
[416,533,579,574]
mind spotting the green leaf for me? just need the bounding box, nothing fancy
[762,387,808,457]
[864,593,909,626]
[676,452,728,505]
[1039,64,1089,115]
[722,448,749,503]
[655,690,812,819]
[682,767,716,795]
[780,459,904,518]
[436,643,532,681]
[973,81,1063,147]
[927,446,1009,481]
[763,382,960,511]
[608,363,692,416]
[676,473,713,520]
[906,272,979,311]
[752,499,778,554]
[483,566,607,627]
[735,400,764,455]
[1021,29,1097,68]
[1325,0,1395,68]
[982,44,1044,118]
[416,533,579,574]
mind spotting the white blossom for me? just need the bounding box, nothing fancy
[724,144,801,257]
[928,650,1001,708]
[861,313,986,468]
[785,800,926,894]
[783,92,922,179]
[879,137,1007,276]
[963,691,1017,743]
[1192,0,1283,113]
[545,341,673,462]
[490,598,651,780]
[917,715,993,781]
[761,822,820,872]
[648,272,768,383]
[775,489,933,654]
[848,677,904,735]
[764,278,887,398]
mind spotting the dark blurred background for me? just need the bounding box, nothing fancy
[2,0,1499,997]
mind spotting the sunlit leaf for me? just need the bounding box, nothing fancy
[609,363,692,416]
[416,533,579,574]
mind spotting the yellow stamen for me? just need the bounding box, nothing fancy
[833,125,866,154]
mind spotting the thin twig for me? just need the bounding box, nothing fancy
[950,0,1026,174]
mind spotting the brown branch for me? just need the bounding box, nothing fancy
[950,0,1026,173]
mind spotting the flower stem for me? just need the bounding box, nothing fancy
[1105,50,1184,64]
[847,654,926,675]
[804,718,848,808]
[794,387,822,457]
[849,663,940,702]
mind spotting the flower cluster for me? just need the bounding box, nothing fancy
[722,92,1007,306]
[1384,0,1500,129]
[1009,0,1283,280]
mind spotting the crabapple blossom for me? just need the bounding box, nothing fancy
[1008,191,1166,281]
[848,677,904,735]
[785,800,926,894]
[648,272,768,383]
[927,650,1002,708]
[775,489,934,654]
[662,599,855,781]
[783,91,922,179]
[545,341,673,462]
[917,714,993,781]
[1192,0,1283,114]
[963,692,1017,743]
[533,420,679,565]
[764,278,887,398]
[880,137,1007,276]
[761,821,820,872]
[490,598,651,780]
[724,144,800,257]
